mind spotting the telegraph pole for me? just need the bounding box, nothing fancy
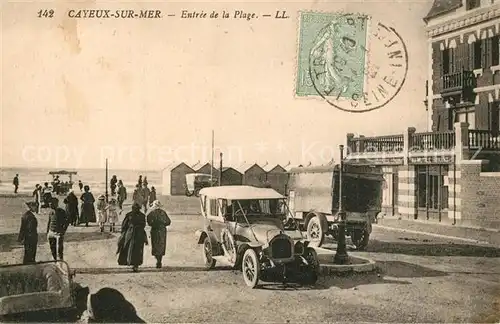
[219,152,223,186]
[105,158,109,203]
[211,130,214,185]
[334,145,348,264]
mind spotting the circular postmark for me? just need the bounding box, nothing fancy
[308,13,408,113]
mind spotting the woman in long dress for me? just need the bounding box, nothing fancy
[146,200,171,268]
[79,185,96,227]
[116,203,148,272]
[64,189,79,226]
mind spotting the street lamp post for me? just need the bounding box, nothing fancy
[105,158,109,203]
[334,145,348,264]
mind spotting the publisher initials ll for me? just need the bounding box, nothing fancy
[275,10,288,19]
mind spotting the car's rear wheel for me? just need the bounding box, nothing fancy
[202,237,216,269]
[306,215,325,247]
[302,247,319,285]
[242,249,260,288]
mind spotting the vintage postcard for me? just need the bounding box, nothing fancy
[1,0,499,322]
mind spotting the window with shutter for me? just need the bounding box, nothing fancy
[474,41,482,69]
[481,38,489,68]
[492,36,499,66]
[491,102,499,136]
[442,49,450,74]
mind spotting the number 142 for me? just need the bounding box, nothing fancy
[37,9,54,18]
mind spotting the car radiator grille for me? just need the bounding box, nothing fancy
[271,238,292,259]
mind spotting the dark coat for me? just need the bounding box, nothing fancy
[80,192,96,223]
[117,210,148,266]
[146,209,171,256]
[149,190,157,204]
[117,186,127,202]
[47,207,70,234]
[18,211,38,243]
[64,192,79,224]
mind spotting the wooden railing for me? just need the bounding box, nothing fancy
[410,131,456,151]
[468,130,500,149]
[442,70,476,92]
[347,134,404,154]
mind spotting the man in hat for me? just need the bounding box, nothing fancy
[117,180,127,210]
[146,200,171,268]
[18,201,39,264]
[47,197,70,261]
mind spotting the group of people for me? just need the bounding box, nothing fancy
[132,175,157,213]
[18,174,172,272]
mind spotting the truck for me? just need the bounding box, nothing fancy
[286,164,384,250]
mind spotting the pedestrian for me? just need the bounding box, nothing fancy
[117,203,148,272]
[79,185,96,227]
[107,197,119,233]
[96,195,108,232]
[64,189,79,226]
[148,186,157,206]
[141,183,150,213]
[137,175,143,188]
[143,176,148,187]
[132,184,143,207]
[47,197,70,261]
[13,174,19,193]
[32,184,41,214]
[42,182,52,208]
[110,175,118,196]
[146,200,171,268]
[117,180,127,210]
[78,180,83,192]
[18,201,39,264]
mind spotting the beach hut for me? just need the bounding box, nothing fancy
[238,162,267,187]
[161,162,178,195]
[170,162,195,196]
[265,164,288,195]
[196,163,220,181]
[220,167,243,186]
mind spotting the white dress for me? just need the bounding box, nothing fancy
[96,201,108,224]
[107,203,119,223]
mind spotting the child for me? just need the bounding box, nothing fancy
[96,195,107,232]
[107,198,119,233]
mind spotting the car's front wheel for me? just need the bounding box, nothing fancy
[242,249,260,288]
[202,237,216,269]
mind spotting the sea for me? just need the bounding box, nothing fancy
[0,167,162,196]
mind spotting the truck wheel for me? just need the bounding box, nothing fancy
[306,216,325,247]
[202,237,216,269]
[351,229,370,251]
[242,249,260,288]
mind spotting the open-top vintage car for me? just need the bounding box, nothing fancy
[196,186,320,288]
[0,261,86,322]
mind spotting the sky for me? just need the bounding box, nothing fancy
[1,0,432,170]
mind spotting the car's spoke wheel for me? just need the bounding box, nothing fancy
[242,249,260,288]
[221,229,237,267]
[202,237,216,269]
[351,229,370,251]
[306,216,325,247]
[302,247,320,285]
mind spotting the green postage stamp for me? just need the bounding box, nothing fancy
[296,11,408,113]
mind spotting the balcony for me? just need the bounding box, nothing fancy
[346,124,500,165]
[441,70,476,102]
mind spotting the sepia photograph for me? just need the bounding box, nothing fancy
[1,0,499,322]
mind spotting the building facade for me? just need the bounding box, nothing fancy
[346,0,500,229]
